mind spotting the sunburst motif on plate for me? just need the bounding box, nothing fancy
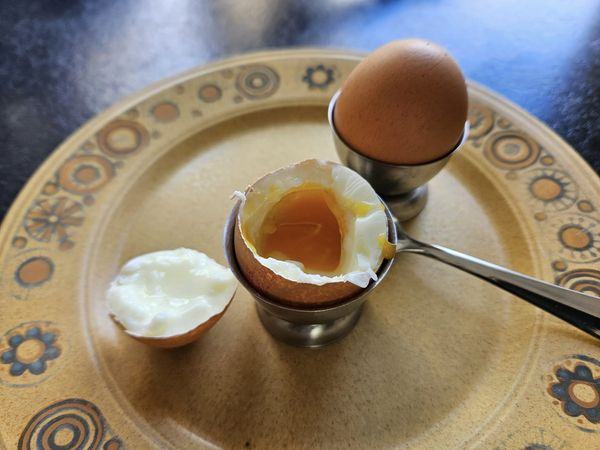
[526,169,578,211]
[549,214,600,263]
[23,197,83,246]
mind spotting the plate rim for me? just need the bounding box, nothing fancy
[1,47,598,242]
[1,48,599,449]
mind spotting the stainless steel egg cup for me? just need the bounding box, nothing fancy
[223,200,397,348]
[328,90,470,221]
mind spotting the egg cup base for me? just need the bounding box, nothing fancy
[381,184,428,222]
[254,301,364,348]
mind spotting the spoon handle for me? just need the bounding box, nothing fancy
[401,240,600,341]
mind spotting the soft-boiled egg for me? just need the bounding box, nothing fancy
[107,248,237,348]
[334,39,468,165]
[233,159,395,307]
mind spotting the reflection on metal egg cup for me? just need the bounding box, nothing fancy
[328,90,470,221]
[223,201,397,348]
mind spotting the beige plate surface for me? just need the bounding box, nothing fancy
[1,49,599,449]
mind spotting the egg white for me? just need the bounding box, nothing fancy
[237,159,388,288]
[107,248,237,338]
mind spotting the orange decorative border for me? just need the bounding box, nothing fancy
[0,50,598,448]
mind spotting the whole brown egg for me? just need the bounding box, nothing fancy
[333,39,468,165]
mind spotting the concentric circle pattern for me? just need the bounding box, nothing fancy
[18,399,109,450]
[467,103,495,139]
[15,256,54,288]
[235,65,280,99]
[150,102,179,123]
[58,155,115,196]
[556,269,600,297]
[484,130,540,170]
[198,84,222,103]
[97,120,149,158]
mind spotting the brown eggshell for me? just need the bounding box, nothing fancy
[334,39,468,165]
[233,218,363,308]
[113,296,234,349]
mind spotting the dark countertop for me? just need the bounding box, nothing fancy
[1,0,598,218]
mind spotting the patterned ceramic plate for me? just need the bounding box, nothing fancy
[0,50,599,449]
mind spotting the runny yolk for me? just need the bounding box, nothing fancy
[257,188,343,273]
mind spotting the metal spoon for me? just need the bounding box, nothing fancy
[393,218,600,341]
